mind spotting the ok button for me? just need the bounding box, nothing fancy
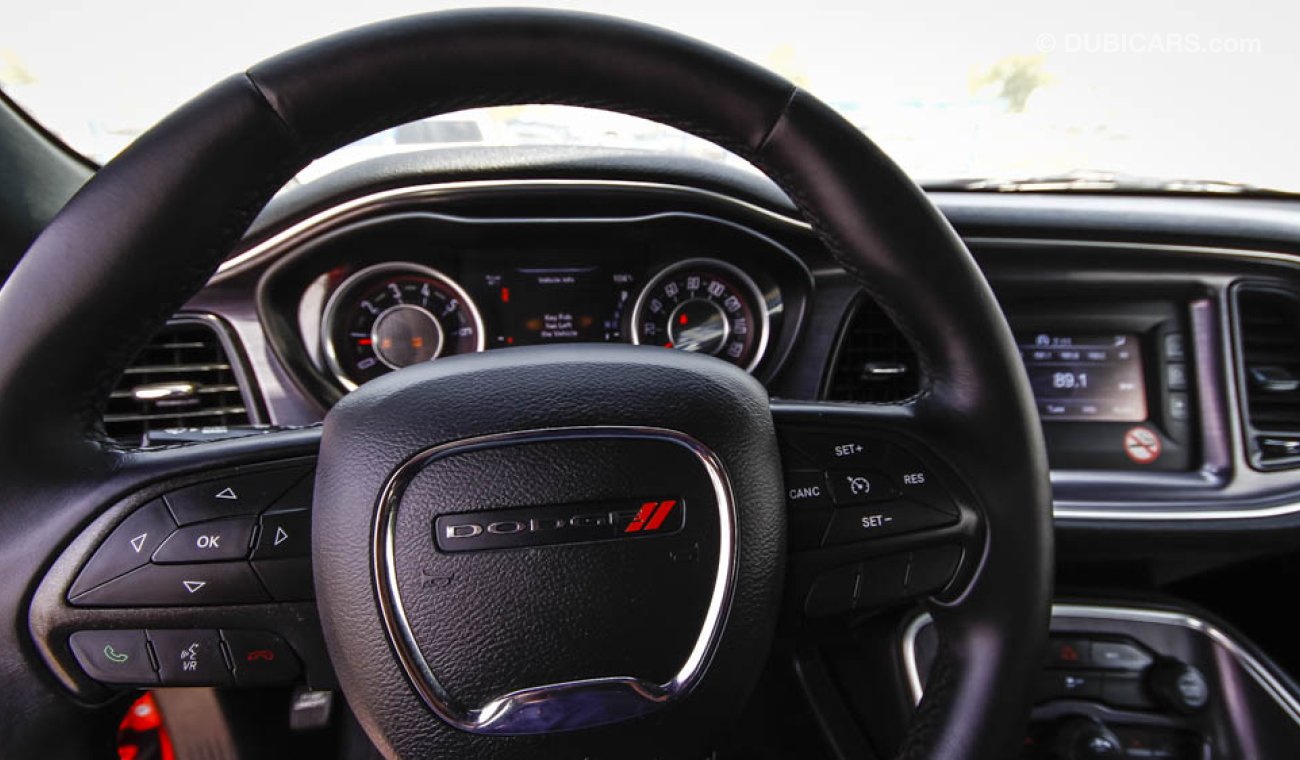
[153,516,257,564]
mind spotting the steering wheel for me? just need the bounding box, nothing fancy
[0,10,1052,760]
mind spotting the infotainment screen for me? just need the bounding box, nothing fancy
[1017,333,1147,422]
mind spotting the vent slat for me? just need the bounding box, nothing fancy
[1237,288,1300,465]
[104,321,251,443]
[825,297,920,403]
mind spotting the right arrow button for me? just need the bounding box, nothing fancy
[253,510,311,560]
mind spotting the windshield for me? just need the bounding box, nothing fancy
[3,1,1297,193]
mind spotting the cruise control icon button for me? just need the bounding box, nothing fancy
[826,468,897,505]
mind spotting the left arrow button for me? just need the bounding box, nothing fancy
[69,500,177,599]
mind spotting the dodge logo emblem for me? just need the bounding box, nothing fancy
[434,498,685,552]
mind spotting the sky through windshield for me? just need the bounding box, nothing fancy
[3,0,1297,191]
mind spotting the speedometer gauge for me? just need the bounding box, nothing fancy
[322,263,484,389]
[631,258,769,372]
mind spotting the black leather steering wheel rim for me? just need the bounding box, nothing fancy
[0,9,1052,759]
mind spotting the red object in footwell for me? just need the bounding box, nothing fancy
[117,692,175,760]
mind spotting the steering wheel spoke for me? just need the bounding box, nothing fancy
[28,429,328,702]
[771,400,984,617]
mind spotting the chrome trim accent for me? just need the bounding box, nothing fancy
[1052,502,1300,521]
[630,257,772,373]
[963,236,1300,270]
[319,262,486,391]
[371,426,738,735]
[129,381,198,401]
[901,604,1300,728]
[217,179,812,279]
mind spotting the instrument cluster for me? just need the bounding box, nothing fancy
[275,212,809,394]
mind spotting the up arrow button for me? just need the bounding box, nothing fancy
[164,468,308,525]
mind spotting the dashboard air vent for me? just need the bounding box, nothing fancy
[825,295,920,403]
[1235,286,1300,467]
[104,318,255,444]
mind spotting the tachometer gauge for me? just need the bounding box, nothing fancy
[631,258,769,372]
[322,263,484,389]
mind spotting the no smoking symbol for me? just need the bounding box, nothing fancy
[1124,426,1162,464]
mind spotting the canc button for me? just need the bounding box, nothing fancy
[783,470,831,509]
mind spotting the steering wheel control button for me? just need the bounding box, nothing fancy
[151,517,257,564]
[778,430,887,469]
[826,468,897,505]
[822,501,957,546]
[69,630,157,685]
[165,467,309,525]
[783,470,831,509]
[70,561,269,607]
[252,558,315,601]
[268,472,314,512]
[789,508,832,551]
[854,553,910,608]
[252,510,311,560]
[883,446,959,517]
[68,499,177,599]
[148,630,231,686]
[905,545,963,596]
[222,630,301,685]
[804,564,859,617]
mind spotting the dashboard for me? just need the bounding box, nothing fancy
[81,149,1300,758]
[168,158,1300,533]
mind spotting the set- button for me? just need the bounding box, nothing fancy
[68,466,315,607]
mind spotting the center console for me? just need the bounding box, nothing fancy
[904,604,1300,759]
